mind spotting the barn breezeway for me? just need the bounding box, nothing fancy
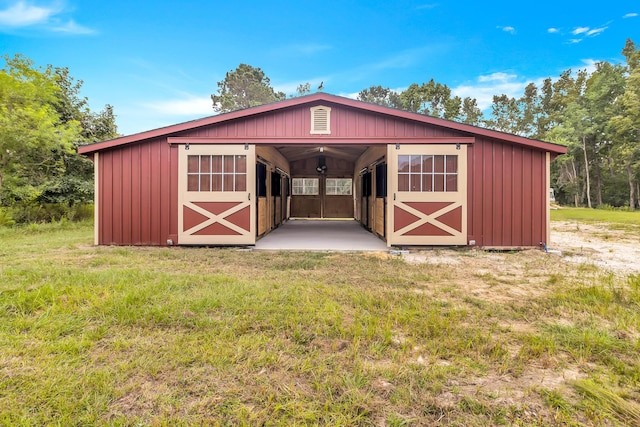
[253,219,388,251]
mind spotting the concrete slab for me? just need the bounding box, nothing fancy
[254,219,389,251]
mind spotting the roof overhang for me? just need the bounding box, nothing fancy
[78,93,568,156]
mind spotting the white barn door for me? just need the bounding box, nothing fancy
[178,144,256,245]
[387,144,467,246]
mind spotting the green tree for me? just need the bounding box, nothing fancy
[399,80,475,121]
[610,39,640,209]
[0,55,81,207]
[584,61,626,206]
[211,64,285,113]
[357,86,403,109]
[459,97,484,126]
[294,82,311,97]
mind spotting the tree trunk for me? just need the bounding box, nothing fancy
[582,136,592,208]
[595,161,603,206]
[572,160,579,207]
[628,164,636,211]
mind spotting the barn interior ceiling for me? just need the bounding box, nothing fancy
[274,145,369,162]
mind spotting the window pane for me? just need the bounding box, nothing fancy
[434,174,444,191]
[211,156,222,173]
[187,175,199,191]
[446,174,458,192]
[422,174,433,192]
[200,174,211,192]
[223,174,234,191]
[235,155,246,173]
[410,174,421,192]
[224,155,234,173]
[398,156,410,173]
[200,156,210,173]
[188,156,199,173]
[235,174,246,191]
[211,174,223,191]
[446,155,458,173]
[422,155,433,173]
[410,155,422,172]
[434,155,445,173]
[398,174,409,191]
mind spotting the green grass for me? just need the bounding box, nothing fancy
[1,220,639,425]
[551,207,640,225]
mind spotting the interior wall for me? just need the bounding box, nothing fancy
[353,146,386,235]
[290,155,355,218]
[256,146,291,235]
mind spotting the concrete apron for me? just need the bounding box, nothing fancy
[253,219,388,251]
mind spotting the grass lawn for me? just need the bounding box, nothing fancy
[1,216,639,426]
[551,207,640,225]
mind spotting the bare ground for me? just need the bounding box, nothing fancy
[399,221,640,424]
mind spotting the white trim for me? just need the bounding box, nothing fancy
[546,152,551,246]
[94,152,99,245]
[310,106,331,134]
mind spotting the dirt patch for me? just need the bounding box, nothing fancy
[404,222,640,277]
[550,221,640,276]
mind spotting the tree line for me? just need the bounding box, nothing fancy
[212,40,640,210]
[0,54,118,223]
[1,39,639,225]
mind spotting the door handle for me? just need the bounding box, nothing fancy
[248,193,251,201]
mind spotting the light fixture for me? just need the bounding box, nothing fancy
[185,143,190,150]
[456,143,461,150]
[316,155,327,174]
[395,143,400,150]
[244,143,249,150]
[319,146,324,152]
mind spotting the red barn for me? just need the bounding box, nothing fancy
[78,93,566,249]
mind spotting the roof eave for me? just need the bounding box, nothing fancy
[77,93,568,155]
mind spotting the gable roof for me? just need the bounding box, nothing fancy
[78,92,567,155]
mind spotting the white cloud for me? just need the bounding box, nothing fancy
[416,4,438,10]
[0,1,56,26]
[0,0,94,34]
[572,27,590,35]
[52,19,94,34]
[623,13,638,18]
[547,27,560,34]
[586,26,607,36]
[142,96,214,117]
[498,25,516,34]
[452,73,537,110]
[478,72,517,83]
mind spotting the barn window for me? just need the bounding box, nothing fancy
[310,106,331,134]
[398,155,457,192]
[326,178,352,195]
[292,178,319,195]
[187,155,246,191]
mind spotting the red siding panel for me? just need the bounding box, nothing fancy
[175,104,470,140]
[98,138,177,246]
[467,138,548,248]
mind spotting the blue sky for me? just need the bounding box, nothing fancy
[1,1,639,136]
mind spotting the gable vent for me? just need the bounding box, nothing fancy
[310,106,331,135]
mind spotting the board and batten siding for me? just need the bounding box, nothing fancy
[467,137,548,248]
[96,138,178,245]
[175,104,465,140]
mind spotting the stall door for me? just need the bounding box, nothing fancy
[178,144,255,245]
[388,144,467,246]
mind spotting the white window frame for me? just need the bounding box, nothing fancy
[326,178,353,195]
[292,178,319,195]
